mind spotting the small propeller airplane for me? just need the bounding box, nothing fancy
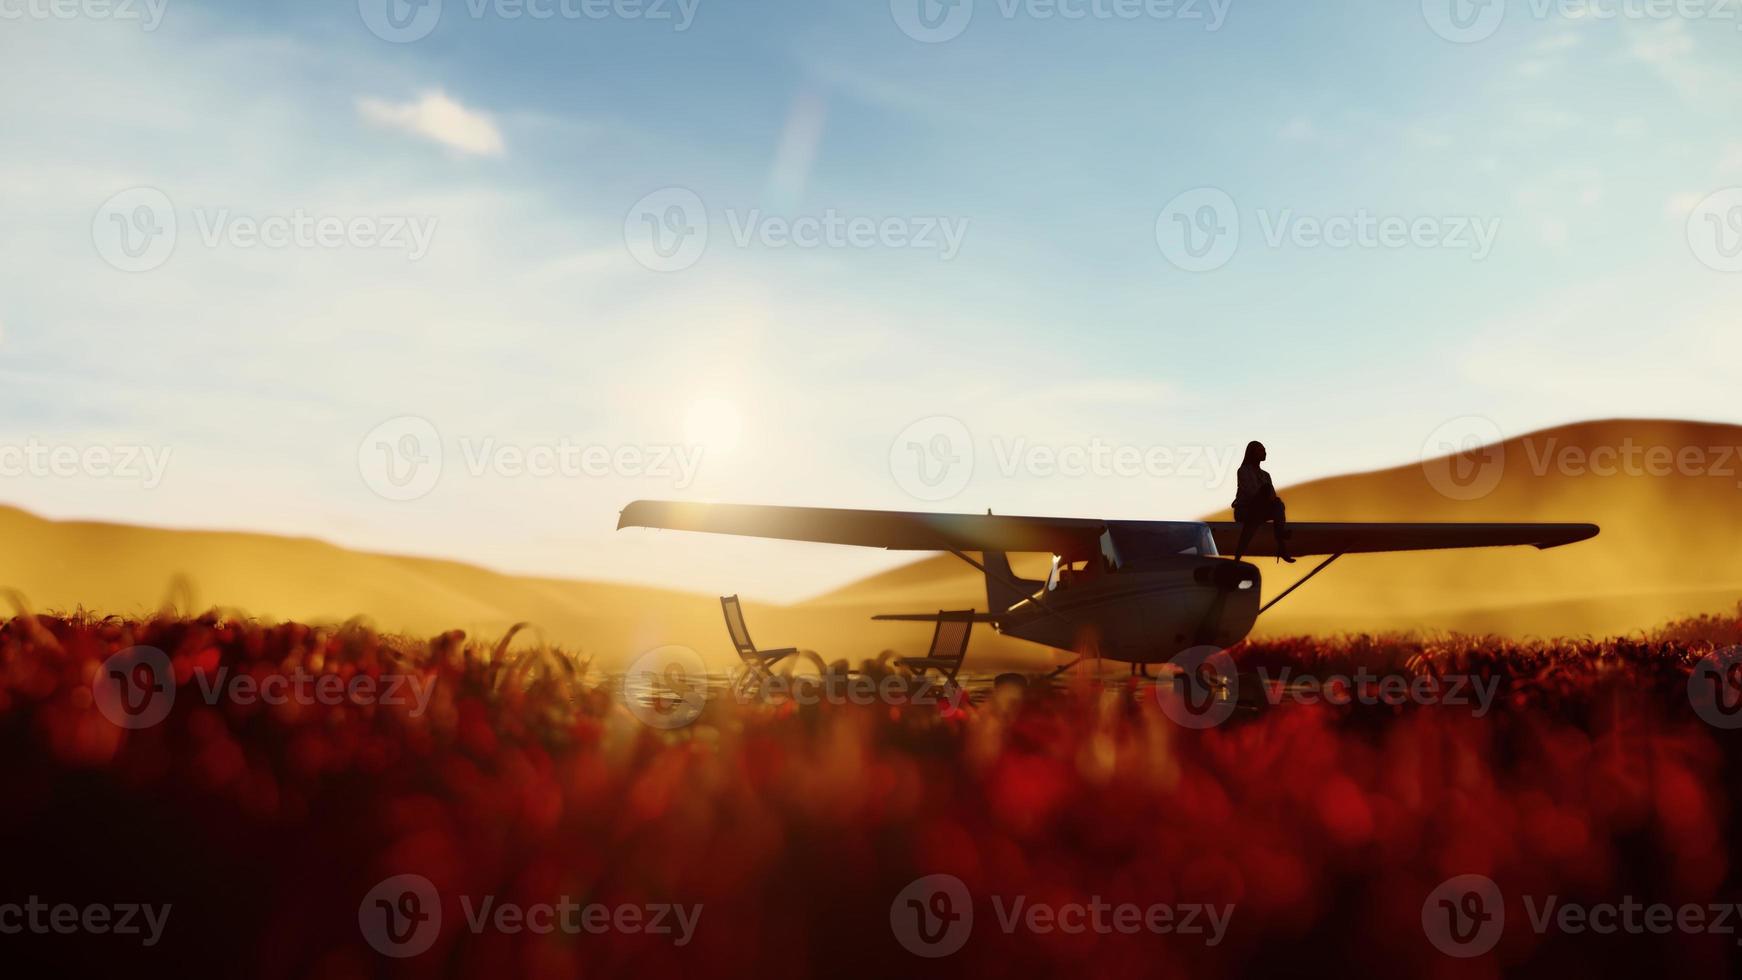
[617,500,1599,672]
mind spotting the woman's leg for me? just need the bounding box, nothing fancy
[1234,519,1257,562]
[1271,499,1295,561]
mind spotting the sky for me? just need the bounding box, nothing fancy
[1,0,1740,601]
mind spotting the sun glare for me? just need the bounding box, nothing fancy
[684,397,743,457]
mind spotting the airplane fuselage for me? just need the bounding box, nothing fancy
[995,554,1262,664]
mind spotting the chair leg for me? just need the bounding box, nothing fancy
[1039,657,1081,681]
[736,664,771,700]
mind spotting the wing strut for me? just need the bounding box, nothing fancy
[1257,552,1344,617]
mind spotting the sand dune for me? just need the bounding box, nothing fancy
[2,419,1737,669]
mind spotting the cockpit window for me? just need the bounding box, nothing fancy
[1046,556,1089,591]
[1099,530,1122,571]
[1103,522,1219,561]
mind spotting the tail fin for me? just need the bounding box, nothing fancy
[982,550,1041,615]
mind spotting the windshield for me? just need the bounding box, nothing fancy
[1104,522,1218,560]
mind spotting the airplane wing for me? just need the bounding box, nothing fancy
[617,500,1106,557]
[619,500,1599,560]
[1204,521,1600,557]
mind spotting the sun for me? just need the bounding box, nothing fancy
[683,397,743,457]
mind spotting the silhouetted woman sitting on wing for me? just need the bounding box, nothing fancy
[1232,440,1295,564]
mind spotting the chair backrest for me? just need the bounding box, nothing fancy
[926,611,975,663]
[719,595,757,658]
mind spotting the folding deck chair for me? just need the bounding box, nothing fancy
[720,595,800,695]
[894,610,976,685]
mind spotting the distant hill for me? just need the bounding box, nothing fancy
[2,419,1737,670]
[0,507,720,667]
[0,505,1041,670]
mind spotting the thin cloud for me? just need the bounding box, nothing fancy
[357,90,506,157]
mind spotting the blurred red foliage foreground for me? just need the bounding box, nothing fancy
[3,609,1742,979]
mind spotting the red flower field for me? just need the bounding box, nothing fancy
[3,609,1741,978]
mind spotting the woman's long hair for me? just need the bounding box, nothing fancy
[1242,440,1266,467]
